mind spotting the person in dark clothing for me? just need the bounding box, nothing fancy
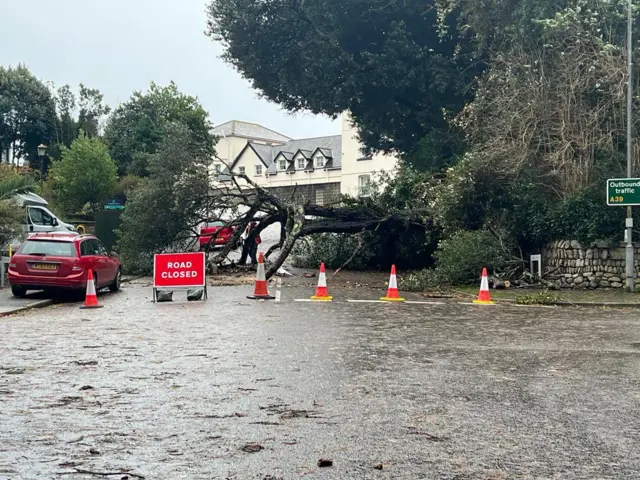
[245,222,261,265]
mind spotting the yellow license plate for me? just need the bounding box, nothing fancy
[32,263,57,270]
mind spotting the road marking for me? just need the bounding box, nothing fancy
[405,301,445,305]
[458,302,499,306]
[347,299,387,303]
[275,278,282,302]
[294,299,313,302]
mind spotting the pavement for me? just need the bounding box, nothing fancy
[2,279,640,479]
[0,288,53,316]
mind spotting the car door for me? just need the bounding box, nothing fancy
[27,207,56,234]
[94,239,117,283]
[80,239,101,286]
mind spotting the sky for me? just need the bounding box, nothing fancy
[0,0,339,139]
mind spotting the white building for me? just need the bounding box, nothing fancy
[211,113,398,205]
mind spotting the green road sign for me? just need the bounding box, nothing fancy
[607,178,640,205]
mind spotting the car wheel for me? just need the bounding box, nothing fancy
[11,285,27,298]
[109,268,122,292]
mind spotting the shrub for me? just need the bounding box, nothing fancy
[400,268,444,292]
[291,233,375,270]
[434,229,512,285]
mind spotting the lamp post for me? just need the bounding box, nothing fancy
[37,144,46,184]
[626,0,635,292]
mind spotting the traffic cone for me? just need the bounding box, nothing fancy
[473,267,495,304]
[311,262,333,301]
[247,252,275,300]
[381,265,405,302]
[80,269,103,309]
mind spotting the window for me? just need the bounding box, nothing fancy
[238,166,246,175]
[80,239,101,256]
[19,240,75,257]
[214,164,222,174]
[358,174,371,197]
[315,156,325,168]
[315,189,325,206]
[255,165,263,176]
[94,240,109,256]
[297,158,306,170]
[28,208,54,226]
[279,159,287,171]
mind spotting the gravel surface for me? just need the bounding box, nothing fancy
[1,282,640,479]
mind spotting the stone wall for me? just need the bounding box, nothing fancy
[542,240,640,289]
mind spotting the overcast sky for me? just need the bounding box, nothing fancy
[0,0,339,139]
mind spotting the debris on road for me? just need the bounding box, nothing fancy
[317,458,333,467]
[374,463,384,470]
[72,360,98,366]
[241,443,264,453]
[79,385,94,390]
[275,267,293,277]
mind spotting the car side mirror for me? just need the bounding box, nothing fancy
[52,219,58,226]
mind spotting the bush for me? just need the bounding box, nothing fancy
[399,228,514,291]
[400,268,444,292]
[291,233,375,270]
[434,229,512,285]
[0,200,23,251]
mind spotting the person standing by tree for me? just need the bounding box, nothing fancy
[245,221,261,265]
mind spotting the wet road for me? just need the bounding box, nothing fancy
[2,282,640,479]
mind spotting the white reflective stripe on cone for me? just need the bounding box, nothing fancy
[256,264,266,281]
[389,274,398,289]
[480,274,489,291]
[318,272,327,287]
[86,279,96,296]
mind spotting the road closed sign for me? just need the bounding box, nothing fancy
[153,252,206,288]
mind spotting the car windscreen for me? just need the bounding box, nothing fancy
[19,240,76,257]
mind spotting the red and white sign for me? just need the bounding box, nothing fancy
[153,252,206,288]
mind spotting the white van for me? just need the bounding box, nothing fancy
[8,192,78,252]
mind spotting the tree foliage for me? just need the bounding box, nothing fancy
[103,82,214,177]
[207,0,481,169]
[0,168,33,250]
[117,123,214,273]
[47,134,117,215]
[0,65,56,164]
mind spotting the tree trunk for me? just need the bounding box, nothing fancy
[265,204,305,278]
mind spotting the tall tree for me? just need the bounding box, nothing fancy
[206,0,482,168]
[47,134,117,214]
[0,65,56,167]
[103,82,214,176]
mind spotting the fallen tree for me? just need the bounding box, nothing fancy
[210,174,431,278]
[117,126,432,276]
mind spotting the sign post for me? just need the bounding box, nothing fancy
[153,252,207,302]
[607,178,637,291]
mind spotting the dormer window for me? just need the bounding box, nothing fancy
[297,158,306,169]
[315,156,325,168]
[279,159,287,171]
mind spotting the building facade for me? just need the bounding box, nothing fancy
[211,113,398,205]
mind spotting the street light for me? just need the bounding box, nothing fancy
[37,144,46,182]
[626,0,635,292]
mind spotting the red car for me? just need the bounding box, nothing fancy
[8,233,121,298]
[198,221,239,250]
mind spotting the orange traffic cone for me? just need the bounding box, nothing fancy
[381,265,405,302]
[247,252,275,300]
[80,269,103,309]
[473,267,495,304]
[311,262,333,301]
